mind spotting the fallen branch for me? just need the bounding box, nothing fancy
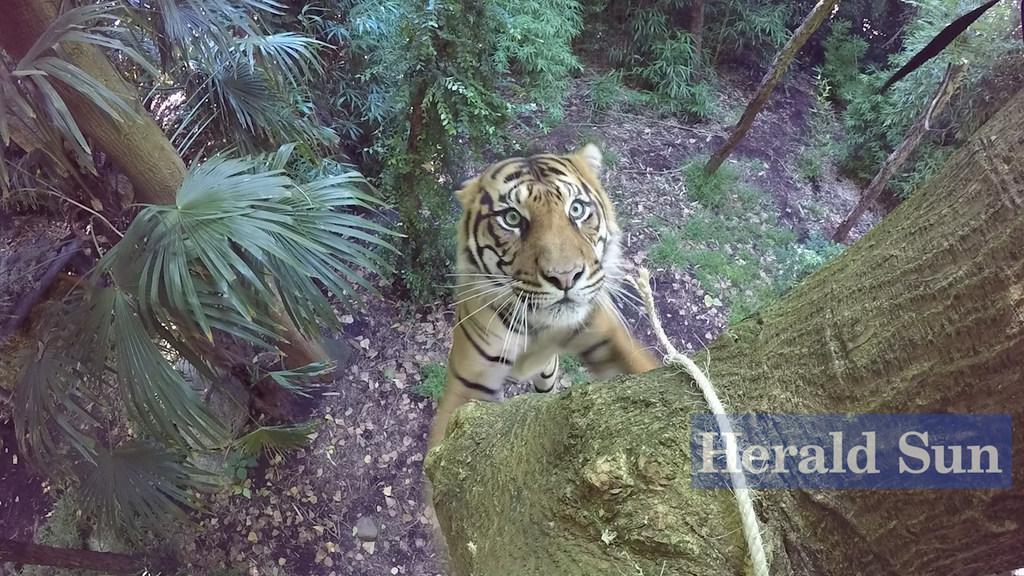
[832,63,965,243]
[703,0,839,176]
[0,539,176,574]
[0,239,83,340]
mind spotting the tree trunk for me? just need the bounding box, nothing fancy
[832,63,965,243]
[689,0,705,57]
[0,0,328,369]
[0,0,185,205]
[426,87,1024,575]
[704,0,839,176]
[0,539,174,574]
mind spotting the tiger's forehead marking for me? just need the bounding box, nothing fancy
[483,156,591,209]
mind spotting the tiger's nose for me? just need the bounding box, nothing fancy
[542,266,584,291]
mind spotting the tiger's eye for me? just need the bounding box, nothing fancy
[569,199,588,219]
[500,209,523,229]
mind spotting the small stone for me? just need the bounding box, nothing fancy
[355,516,379,541]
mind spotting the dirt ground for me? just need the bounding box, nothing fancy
[0,68,880,576]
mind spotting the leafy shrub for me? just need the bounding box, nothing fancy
[301,0,583,301]
[706,0,790,66]
[683,160,740,210]
[796,76,840,183]
[638,32,717,117]
[588,71,628,115]
[414,362,448,400]
[820,20,868,105]
[14,148,392,532]
[492,0,583,117]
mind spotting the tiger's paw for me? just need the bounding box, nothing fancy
[532,356,559,393]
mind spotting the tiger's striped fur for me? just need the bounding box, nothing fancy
[428,144,657,447]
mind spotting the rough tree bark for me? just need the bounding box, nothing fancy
[0,539,175,574]
[426,88,1024,575]
[0,0,328,366]
[704,0,839,176]
[832,63,965,243]
[0,0,184,205]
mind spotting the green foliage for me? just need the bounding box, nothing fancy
[13,148,393,531]
[559,354,589,386]
[126,1,335,155]
[638,32,716,117]
[413,362,447,400]
[682,160,740,211]
[492,0,583,116]
[796,76,840,183]
[0,4,155,198]
[18,491,91,576]
[299,0,583,301]
[235,422,317,460]
[587,71,628,115]
[820,20,868,105]
[706,0,790,65]
[729,233,844,323]
[651,161,841,324]
[836,0,1019,194]
[75,442,212,532]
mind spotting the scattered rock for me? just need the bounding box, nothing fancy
[355,516,379,541]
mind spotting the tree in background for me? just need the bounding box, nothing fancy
[832,0,1021,199]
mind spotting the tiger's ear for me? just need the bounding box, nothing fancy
[454,176,479,207]
[574,142,603,177]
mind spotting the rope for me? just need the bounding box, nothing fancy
[633,268,770,576]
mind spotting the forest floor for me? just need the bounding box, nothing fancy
[0,67,880,576]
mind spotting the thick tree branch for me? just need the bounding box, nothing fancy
[428,87,1024,576]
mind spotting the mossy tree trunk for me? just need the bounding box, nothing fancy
[426,88,1024,575]
[0,0,327,367]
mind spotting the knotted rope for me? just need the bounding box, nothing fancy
[632,267,770,576]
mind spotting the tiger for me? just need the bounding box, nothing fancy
[428,143,658,447]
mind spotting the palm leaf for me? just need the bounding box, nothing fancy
[235,422,317,459]
[76,442,213,530]
[264,362,335,398]
[237,33,327,85]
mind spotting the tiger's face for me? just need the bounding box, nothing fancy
[455,144,622,329]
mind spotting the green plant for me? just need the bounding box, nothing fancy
[559,354,589,386]
[821,20,868,105]
[492,0,583,117]
[683,160,739,210]
[837,0,1019,191]
[13,147,393,531]
[588,71,627,115]
[729,233,844,323]
[797,76,840,183]
[414,362,447,400]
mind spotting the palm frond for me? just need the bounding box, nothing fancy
[76,442,213,530]
[98,150,395,343]
[264,362,335,397]
[234,422,317,459]
[237,33,327,85]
